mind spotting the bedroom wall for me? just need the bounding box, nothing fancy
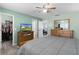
[49,12,79,40]
[0,8,41,45]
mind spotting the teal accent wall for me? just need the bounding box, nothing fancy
[0,8,41,44]
[50,12,79,39]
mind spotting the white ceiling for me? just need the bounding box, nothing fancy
[0,3,79,19]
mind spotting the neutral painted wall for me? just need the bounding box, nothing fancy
[0,8,41,45]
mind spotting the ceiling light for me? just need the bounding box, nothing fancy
[43,9,47,13]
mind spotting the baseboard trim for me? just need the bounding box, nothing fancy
[12,42,17,46]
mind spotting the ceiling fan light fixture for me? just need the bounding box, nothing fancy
[36,3,56,13]
[43,9,47,13]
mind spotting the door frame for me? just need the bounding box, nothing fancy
[0,12,15,46]
[32,19,38,39]
[0,13,2,48]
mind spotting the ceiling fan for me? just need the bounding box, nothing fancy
[36,3,56,13]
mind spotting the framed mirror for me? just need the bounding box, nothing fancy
[54,19,70,30]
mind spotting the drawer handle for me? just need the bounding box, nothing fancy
[27,34,31,35]
[23,34,31,36]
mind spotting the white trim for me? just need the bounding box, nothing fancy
[32,19,38,39]
[0,13,2,48]
[0,12,15,46]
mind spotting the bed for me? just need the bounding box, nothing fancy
[17,36,79,55]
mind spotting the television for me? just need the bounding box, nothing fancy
[20,24,32,31]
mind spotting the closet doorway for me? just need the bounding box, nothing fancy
[1,13,14,46]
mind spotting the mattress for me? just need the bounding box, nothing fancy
[17,36,79,55]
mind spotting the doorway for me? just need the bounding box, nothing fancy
[1,13,14,47]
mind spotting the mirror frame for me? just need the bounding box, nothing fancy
[54,19,70,30]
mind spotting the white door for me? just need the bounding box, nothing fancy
[38,21,43,38]
[32,20,38,39]
[0,14,2,48]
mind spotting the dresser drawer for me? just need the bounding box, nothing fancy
[51,29,73,38]
[18,31,33,46]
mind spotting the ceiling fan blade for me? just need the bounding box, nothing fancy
[36,7,42,9]
[54,14,60,16]
[50,7,56,9]
[43,4,46,8]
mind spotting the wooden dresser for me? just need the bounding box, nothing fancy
[51,29,73,38]
[18,31,33,46]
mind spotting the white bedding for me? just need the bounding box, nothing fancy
[17,36,78,55]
